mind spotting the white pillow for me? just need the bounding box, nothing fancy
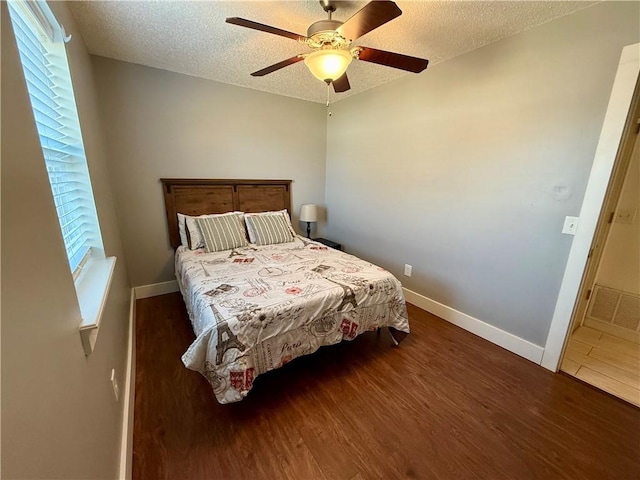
[279,209,297,237]
[185,212,245,250]
[177,213,188,247]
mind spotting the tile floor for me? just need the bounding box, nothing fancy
[561,326,640,407]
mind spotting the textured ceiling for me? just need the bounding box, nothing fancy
[69,1,596,104]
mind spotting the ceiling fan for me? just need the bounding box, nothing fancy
[226,0,429,93]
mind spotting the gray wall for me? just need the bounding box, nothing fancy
[1,2,131,478]
[91,57,328,287]
[325,1,640,347]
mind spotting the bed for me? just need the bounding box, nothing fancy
[162,178,410,404]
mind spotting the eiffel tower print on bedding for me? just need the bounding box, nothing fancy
[177,235,410,404]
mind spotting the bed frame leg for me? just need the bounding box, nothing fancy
[388,327,408,347]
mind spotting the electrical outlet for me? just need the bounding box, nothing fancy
[562,216,579,235]
[111,368,119,402]
[404,264,412,277]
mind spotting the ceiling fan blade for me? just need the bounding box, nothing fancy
[336,1,402,42]
[251,56,304,77]
[357,47,428,73]
[226,17,307,42]
[332,73,350,93]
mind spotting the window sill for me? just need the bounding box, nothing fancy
[78,256,116,355]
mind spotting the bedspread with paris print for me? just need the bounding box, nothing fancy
[176,235,409,404]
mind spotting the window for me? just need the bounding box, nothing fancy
[9,0,116,355]
[8,0,103,277]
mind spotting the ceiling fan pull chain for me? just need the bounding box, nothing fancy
[326,83,332,117]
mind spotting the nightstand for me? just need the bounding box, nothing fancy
[313,238,342,251]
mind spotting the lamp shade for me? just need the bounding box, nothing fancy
[304,49,352,83]
[299,204,318,222]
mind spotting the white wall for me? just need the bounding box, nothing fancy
[91,57,328,287]
[325,1,640,347]
[596,133,640,293]
[1,2,132,478]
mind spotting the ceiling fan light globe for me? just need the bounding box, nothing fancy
[304,49,352,83]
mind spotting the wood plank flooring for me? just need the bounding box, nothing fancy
[134,293,640,480]
[561,326,640,407]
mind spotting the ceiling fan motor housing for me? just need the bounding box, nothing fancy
[307,20,342,38]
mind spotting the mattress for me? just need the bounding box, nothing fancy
[176,235,409,404]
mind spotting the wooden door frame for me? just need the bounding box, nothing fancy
[570,98,640,338]
[541,43,640,372]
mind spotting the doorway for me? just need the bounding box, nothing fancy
[560,123,640,406]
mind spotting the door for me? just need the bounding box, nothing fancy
[567,103,640,339]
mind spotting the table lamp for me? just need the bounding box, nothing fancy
[299,204,318,238]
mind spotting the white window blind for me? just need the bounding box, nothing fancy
[8,0,104,277]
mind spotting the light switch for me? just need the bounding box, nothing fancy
[562,216,579,235]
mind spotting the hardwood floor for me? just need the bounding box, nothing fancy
[561,326,640,407]
[134,293,640,480]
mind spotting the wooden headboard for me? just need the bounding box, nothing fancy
[161,178,292,248]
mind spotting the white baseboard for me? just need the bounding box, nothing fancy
[134,280,179,299]
[119,289,136,479]
[403,288,544,364]
[119,280,179,476]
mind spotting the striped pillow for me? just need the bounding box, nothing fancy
[196,213,248,253]
[245,211,295,245]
